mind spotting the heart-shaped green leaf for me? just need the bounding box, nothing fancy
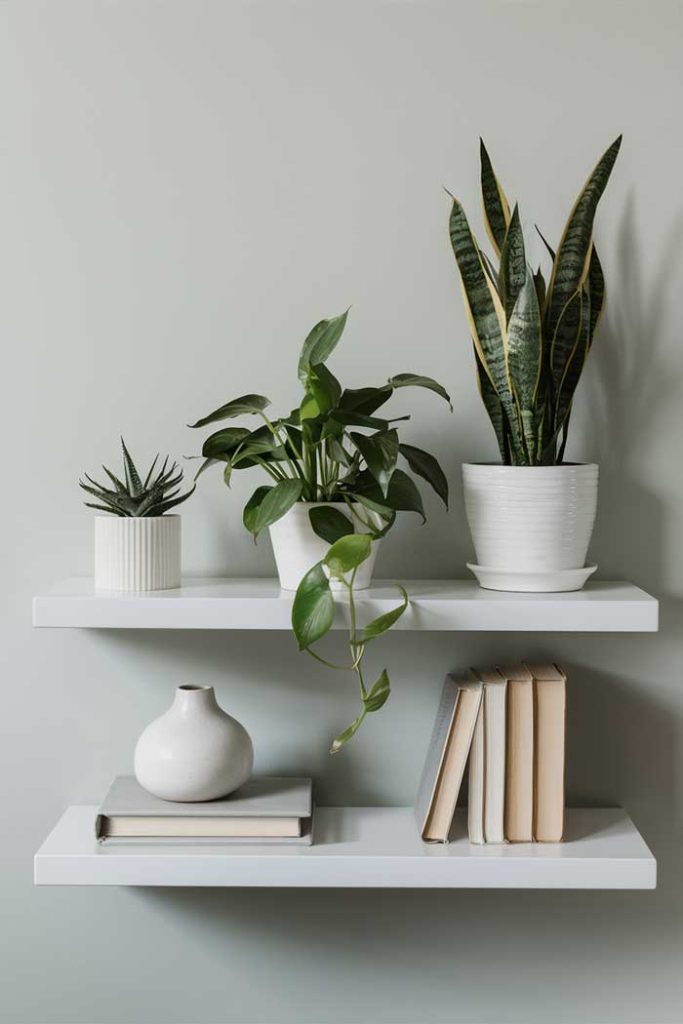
[399,443,449,507]
[361,587,408,641]
[292,561,335,650]
[362,669,391,713]
[308,506,353,545]
[309,362,342,415]
[189,395,271,429]
[350,429,399,498]
[201,427,251,459]
[323,533,372,579]
[243,479,303,539]
[387,374,452,409]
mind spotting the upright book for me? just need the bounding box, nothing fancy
[468,667,507,844]
[500,663,534,842]
[96,776,314,845]
[528,662,567,842]
[415,673,483,843]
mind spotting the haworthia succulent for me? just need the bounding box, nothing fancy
[479,139,511,256]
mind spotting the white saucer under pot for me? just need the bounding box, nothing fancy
[462,463,599,593]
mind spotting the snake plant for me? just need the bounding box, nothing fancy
[448,136,621,465]
[80,439,195,516]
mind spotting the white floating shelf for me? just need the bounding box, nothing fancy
[32,578,658,632]
[34,806,655,889]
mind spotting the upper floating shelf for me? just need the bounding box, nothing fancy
[33,578,658,632]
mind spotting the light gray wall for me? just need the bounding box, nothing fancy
[3,2,682,1021]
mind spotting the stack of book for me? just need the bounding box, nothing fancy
[96,776,314,845]
[415,663,566,845]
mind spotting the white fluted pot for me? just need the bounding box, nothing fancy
[462,464,599,592]
[134,685,254,802]
[268,502,381,591]
[94,515,181,591]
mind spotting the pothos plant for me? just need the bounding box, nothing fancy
[189,310,451,750]
[448,136,621,465]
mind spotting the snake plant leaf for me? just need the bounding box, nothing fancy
[362,669,392,713]
[533,266,547,315]
[549,288,583,401]
[480,139,511,256]
[361,588,408,642]
[387,373,452,409]
[449,199,512,404]
[350,429,399,498]
[308,506,354,545]
[555,286,591,433]
[398,443,448,507]
[297,310,349,385]
[535,226,556,263]
[201,426,251,459]
[546,136,621,338]
[121,439,143,497]
[587,245,605,349]
[479,248,500,291]
[188,395,271,429]
[473,344,507,462]
[243,479,304,539]
[291,561,335,651]
[499,204,527,322]
[507,268,542,413]
[330,711,366,754]
[339,385,393,416]
[324,533,372,579]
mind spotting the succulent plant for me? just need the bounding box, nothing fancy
[448,136,622,465]
[80,439,195,517]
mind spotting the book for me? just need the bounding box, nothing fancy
[416,673,483,842]
[468,667,507,844]
[500,663,534,842]
[528,662,567,842]
[96,775,314,845]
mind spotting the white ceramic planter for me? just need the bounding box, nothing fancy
[268,501,381,591]
[462,463,599,592]
[134,685,254,802]
[94,515,181,591]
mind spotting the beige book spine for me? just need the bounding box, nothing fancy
[503,667,534,842]
[532,665,566,842]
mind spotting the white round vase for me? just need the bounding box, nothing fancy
[134,685,253,802]
[268,501,381,591]
[462,463,599,593]
[94,515,181,591]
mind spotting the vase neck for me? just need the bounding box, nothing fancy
[172,685,218,716]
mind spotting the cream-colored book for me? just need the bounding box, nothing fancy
[416,674,483,842]
[468,668,507,844]
[527,662,567,842]
[500,664,534,842]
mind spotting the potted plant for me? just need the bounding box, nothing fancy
[447,136,621,592]
[189,310,451,590]
[80,440,195,591]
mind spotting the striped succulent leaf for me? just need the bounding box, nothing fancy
[499,204,526,322]
[479,139,511,256]
[549,287,583,401]
[546,136,621,338]
[555,286,591,434]
[507,269,542,461]
[587,245,605,349]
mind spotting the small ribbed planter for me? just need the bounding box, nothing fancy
[269,502,381,591]
[94,516,181,591]
[462,464,599,593]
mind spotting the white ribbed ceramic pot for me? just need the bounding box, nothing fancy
[134,685,253,802]
[268,502,381,591]
[94,515,181,591]
[462,463,598,584]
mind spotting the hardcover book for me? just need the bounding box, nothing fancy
[96,775,314,845]
[468,667,507,844]
[527,662,567,842]
[500,664,534,842]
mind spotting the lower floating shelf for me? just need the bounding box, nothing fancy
[35,806,655,889]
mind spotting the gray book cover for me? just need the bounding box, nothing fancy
[414,673,481,836]
[97,775,313,828]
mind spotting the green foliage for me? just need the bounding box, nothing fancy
[291,529,409,752]
[190,310,451,538]
[80,439,195,517]
[448,136,621,465]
